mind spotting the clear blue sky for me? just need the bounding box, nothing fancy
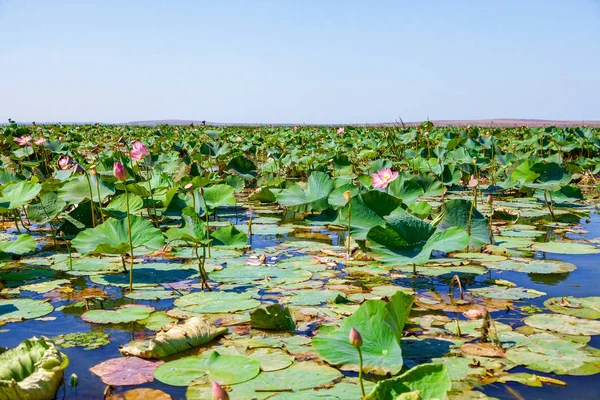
[1,0,599,124]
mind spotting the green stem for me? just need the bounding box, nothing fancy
[357,347,365,398]
[65,239,73,271]
[94,175,105,223]
[346,201,351,258]
[125,186,135,291]
[85,173,96,228]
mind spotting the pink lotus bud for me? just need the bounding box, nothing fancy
[130,141,150,161]
[113,162,128,181]
[468,176,478,188]
[487,195,493,205]
[212,381,229,400]
[58,156,72,170]
[349,327,363,348]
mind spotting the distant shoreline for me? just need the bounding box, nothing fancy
[3,119,600,128]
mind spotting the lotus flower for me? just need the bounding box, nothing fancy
[15,135,32,146]
[34,137,46,145]
[293,126,298,131]
[113,162,129,181]
[212,381,229,400]
[349,327,363,348]
[58,156,73,170]
[337,127,345,134]
[130,141,150,161]
[370,168,398,189]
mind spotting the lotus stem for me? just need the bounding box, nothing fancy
[65,238,73,271]
[94,175,105,223]
[448,274,464,300]
[543,190,556,221]
[201,191,211,258]
[346,199,352,258]
[84,172,96,228]
[125,185,135,291]
[455,319,462,337]
[144,156,158,227]
[357,347,365,398]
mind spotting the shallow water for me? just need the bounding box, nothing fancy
[2,206,600,399]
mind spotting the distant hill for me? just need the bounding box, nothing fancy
[125,118,600,127]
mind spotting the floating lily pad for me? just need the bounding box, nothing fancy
[51,331,110,350]
[82,305,154,324]
[125,288,180,301]
[469,286,546,300]
[154,350,260,387]
[287,290,346,306]
[249,348,294,372]
[532,242,600,255]
[140,311,178,331]
[240,224,295,235]
[0,299,54,323]
[524,313,600,335]
[90,357,164,386]
[484,259,576,274]
[250,304,296,331]
[544,296,600,319]
[174,291,261,314]
[19,279,71,293]
[211,265,312,285]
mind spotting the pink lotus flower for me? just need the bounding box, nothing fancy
[235,136,242,142]
[34,137,46,145]
[370,168,398,189]
[130,141,150,161]
[15,135,32,146]
[212,381,229,400]
[58,156,73,170]
[113,161,129,181]
[337,127,345,134]
[293,126,298,131]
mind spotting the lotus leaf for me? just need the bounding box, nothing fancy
[90,357,163,386]
[82,304,154,324]
[0,299,54,323]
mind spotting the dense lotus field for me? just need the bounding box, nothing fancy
[1,121,600,399]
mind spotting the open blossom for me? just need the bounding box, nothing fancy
[371,168,398,189]
[337,126,345,134]
[58,156,73,170]
[293,126,298,131]
[34,137,46,145]
[130,141,150,161]
[15,135,32,146]
[113,161,129,181]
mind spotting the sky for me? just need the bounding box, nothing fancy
[1,0,599,124]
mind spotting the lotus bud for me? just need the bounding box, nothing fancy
[200,187,205,196]
[89,165,97,177]
[58,156,72,170]
[343,190,351,203]
[468,175,478,188]
[472,157,477,163]
[493,227,501,235]
[487,195,493,205]
[349,327,363,348]
[69,373,78,387]
[212,381,229,400]
[184,183,194,192]
[113,162,128,181]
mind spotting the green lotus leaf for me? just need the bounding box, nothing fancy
[27,192,66,223]
[342,191,404,240]
[202,184,236,211]
[313,291,413,375]
[174,291,261,314]
[120,317,227,358]
[90,356,163,386]
[524,313,600,336]
[227,155,257,180]
[0,234,36,255]
[72,216,165,256]
[0,337,68,400]
[104,193,144,219]
[368,208,470,266]
[532,242,600,255]
[81,304,154,324]
[210,225,248,248]
[57,175,115,204]
[50,332,110,350]
[0,299,54,323]
[365,363,452,400]
[211,265,312,285]
[544,296,600,319]
[0,181,41,212]
[154,350,260,386]
[186,361,343,398]
[437,199,491,250]
[469,286,546,300]
[275,171,334,213]
[250,304,296,331]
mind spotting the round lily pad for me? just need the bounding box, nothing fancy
[154,351,260,387]
[524,313,600,336]
[469,286,546,300]
[125,288,180,301]
[453,253,507,262]
[249,348,295,372]
[0,299,54,323]
[82,304,154,324]
[19,279,71,293]
[544,296,600,319]
[484,259,576,274]
[174,291,261,314]
[140,311,178,331]
[532,242,600,255]
[51,331,110,350]
[90,357,164,386]
[211,265,312,285]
